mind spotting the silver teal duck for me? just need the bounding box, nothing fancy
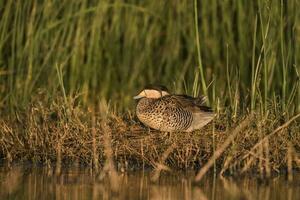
[134,85,215,132]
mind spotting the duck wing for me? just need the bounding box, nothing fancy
[167,95,213,113]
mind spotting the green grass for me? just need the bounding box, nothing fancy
[0,0,299,175]
[0,0,298,114]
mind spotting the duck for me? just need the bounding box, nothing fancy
[133,85,215,132]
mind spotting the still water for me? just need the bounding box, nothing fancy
[1,166,300,200]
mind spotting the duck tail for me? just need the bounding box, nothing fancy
[195,95,208,105]
[194,96,215,113]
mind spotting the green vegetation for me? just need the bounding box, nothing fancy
[0,1,299,176]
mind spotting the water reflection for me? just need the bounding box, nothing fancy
[1,166,300,200]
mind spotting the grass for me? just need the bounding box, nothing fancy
[0,0,299,178]
[0,97,299,177]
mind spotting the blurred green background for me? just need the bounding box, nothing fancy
[0,0,299,116]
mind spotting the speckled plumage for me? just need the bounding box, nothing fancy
[135,89,215,132]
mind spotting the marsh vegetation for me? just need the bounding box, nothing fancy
[0,0,299,181]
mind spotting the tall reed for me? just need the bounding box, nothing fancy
[0,0,298,116]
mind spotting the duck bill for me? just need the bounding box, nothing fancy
[133,95,143,100]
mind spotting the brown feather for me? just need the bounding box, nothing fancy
[167,95,213,113]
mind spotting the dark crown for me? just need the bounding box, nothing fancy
[144,84,169,92]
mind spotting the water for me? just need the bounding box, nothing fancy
[1,166,300,200]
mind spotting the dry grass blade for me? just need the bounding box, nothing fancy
[151,142,176,182]
[91,109,99,173]
[99,101,120,193]
[264,139,271,177]
[55,142,61,176]
[287,142,293,182]
[195,115,253,182]
[248,113,300,153]
[193,187,208,200]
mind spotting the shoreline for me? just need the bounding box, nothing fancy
[1,101,299,178]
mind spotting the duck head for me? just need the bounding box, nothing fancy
[133,85,170,99]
